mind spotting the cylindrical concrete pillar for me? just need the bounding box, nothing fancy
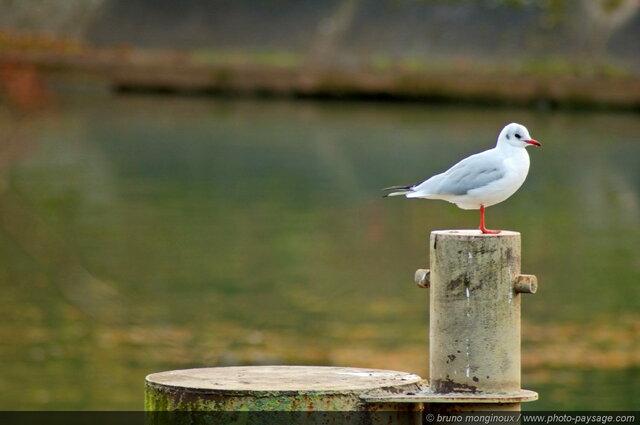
[429,230,522,394]
[145,366,423,420]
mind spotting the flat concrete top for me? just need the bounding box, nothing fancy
[432,229,520,237]
[146,366,422,392]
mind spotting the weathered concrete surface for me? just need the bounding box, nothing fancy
[145,366,423,411]
[362,388,538,404]
[362,228,538,411]
[429,230,522,395]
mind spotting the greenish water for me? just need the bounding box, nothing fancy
[0,95,638,410]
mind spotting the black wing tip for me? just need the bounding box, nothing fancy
[381,184,412,192]
[382,184,414,198]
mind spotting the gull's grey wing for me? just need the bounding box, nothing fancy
[415,151,505,196]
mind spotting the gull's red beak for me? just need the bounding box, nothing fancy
[525,139,541,147]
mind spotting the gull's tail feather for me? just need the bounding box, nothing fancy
[382,184,414,198]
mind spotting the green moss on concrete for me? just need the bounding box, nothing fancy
[145,383,365,411]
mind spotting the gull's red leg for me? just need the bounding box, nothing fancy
[479,205,500,234]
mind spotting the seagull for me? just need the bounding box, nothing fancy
[383,123,541,234]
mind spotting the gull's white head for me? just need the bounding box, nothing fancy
[497,123,541,148]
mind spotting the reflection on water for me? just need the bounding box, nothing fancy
[0,95,638,410]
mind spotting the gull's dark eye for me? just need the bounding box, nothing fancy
[515,133,521,139]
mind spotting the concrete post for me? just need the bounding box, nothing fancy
[429,230,523,394]
[364,230,538,412]
[145,366,422,418]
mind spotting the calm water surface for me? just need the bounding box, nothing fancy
[0,95,638,410]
